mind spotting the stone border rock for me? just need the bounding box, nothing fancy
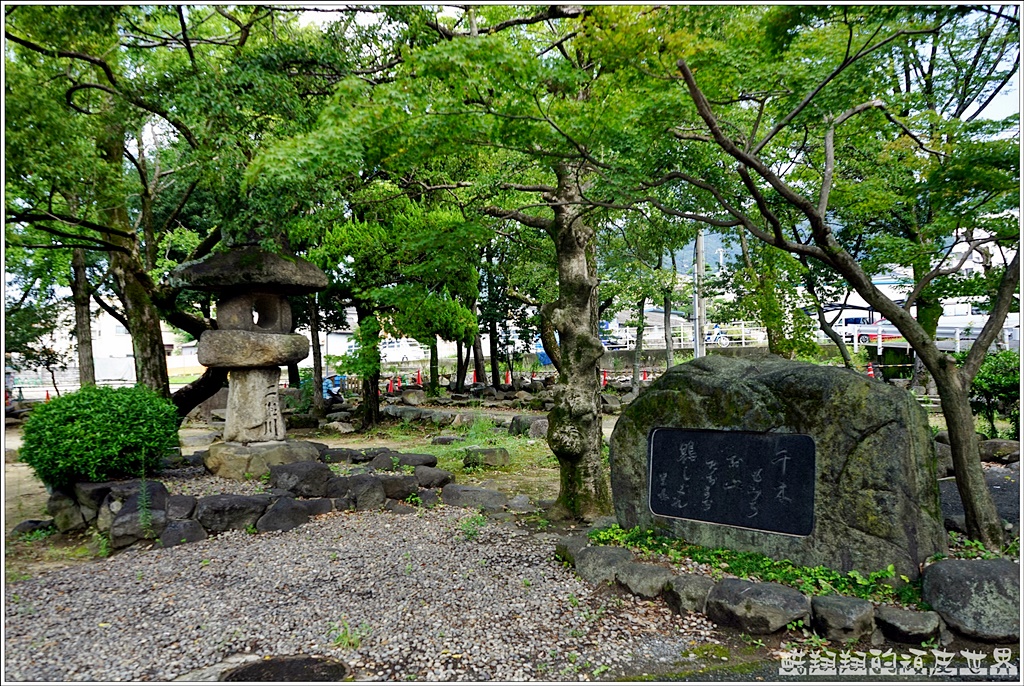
[34,446,529,555]
[556,540,1020,645]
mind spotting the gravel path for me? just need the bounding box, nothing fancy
[4,508,718,682]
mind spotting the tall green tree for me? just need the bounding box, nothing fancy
[629,5,1020,547]
[5,5,383,415]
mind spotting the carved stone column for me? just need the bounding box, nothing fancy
[169,246,328,479]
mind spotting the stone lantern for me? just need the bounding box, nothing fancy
[170,245,328,479]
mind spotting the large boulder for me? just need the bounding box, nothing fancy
[874,606,942,644]
[205,440,321,481]
[463,447,510,468]
[414,466,454,489]
[574,546,634,584]
[440,484,508,513]
[378,474,419,501]
[509,415,546,437]
[325,474,385,511]
[980,439,1020,464]
[616,562,674,599]
[256,497,310,533]
[934,441,954,478]
[46,490,87,533]
[159,520,208,549]
[397,453,438,468]
[810,595,875,642]
[922,558,1020,642]
[610,355,947,580]
[109,481,170,549]
[268,461,334,498]
[705,578,811,635]
[195,494,272,533]
[664,574,715,615]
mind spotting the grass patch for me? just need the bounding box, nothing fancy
[589,524,926,607]
[366,414,559,499]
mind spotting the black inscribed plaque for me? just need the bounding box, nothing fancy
[648,428,815,536]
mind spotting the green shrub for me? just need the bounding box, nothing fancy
[21,385,179,489]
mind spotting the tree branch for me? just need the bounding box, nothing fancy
[480,206,553,232]
[176,5,198,71]
[7,211,135,240]
[91,291,130,329]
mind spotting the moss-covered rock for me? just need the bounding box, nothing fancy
[609,355,946,580]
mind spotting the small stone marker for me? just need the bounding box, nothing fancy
[648,428,814,536]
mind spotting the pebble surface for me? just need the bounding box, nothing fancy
[4,508,719,682]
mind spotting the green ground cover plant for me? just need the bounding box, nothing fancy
[589,525,925,607]
[19,385,179,489]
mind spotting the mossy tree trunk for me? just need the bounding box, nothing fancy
[541,166,612,520]
[71,248,96,387]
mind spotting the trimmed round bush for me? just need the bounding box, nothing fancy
[21,385,179,490]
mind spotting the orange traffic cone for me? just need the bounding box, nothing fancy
[867,363,875,378]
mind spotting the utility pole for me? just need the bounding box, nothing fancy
[693,229,705,358]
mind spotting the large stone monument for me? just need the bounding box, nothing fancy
[170,245,329,479]
[610,355,947,580]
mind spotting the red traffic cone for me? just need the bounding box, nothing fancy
[45,390,50,402]
[472,369,477,384]
[505,369,511,385]
[416,369,422,385]
[388,378,394,393]
[867,363,875,379]
[396,375,402,391]
[642,369,648,381]
[602,370,608,387]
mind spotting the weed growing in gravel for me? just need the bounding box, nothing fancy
[459,514,488,541]
[589,524,925,607]
[245,524,258,535]
[91,531,111,557]
[328,619,372,648]
[137,475,154,539]
[16,527,55,543]
[6,568,32,583]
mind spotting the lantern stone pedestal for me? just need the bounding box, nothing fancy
[170,246,329,481]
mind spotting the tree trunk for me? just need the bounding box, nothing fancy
[632,297,646,393]
[488,318,501,387]
[71,248,96,386]
[98,124,169,395]
[544,164,612,521]
[171,367,228,422]
[539,310,562,373]
[429,342,439,395]
[455,340,467,392]
[933,362,1005,545]
[663,293,674,369]
[309,296,325,418]
[112,254,170,393]
[356,306,381,428]
[472,333,486,386]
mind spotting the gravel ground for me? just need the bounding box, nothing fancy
[4,507,719,682]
